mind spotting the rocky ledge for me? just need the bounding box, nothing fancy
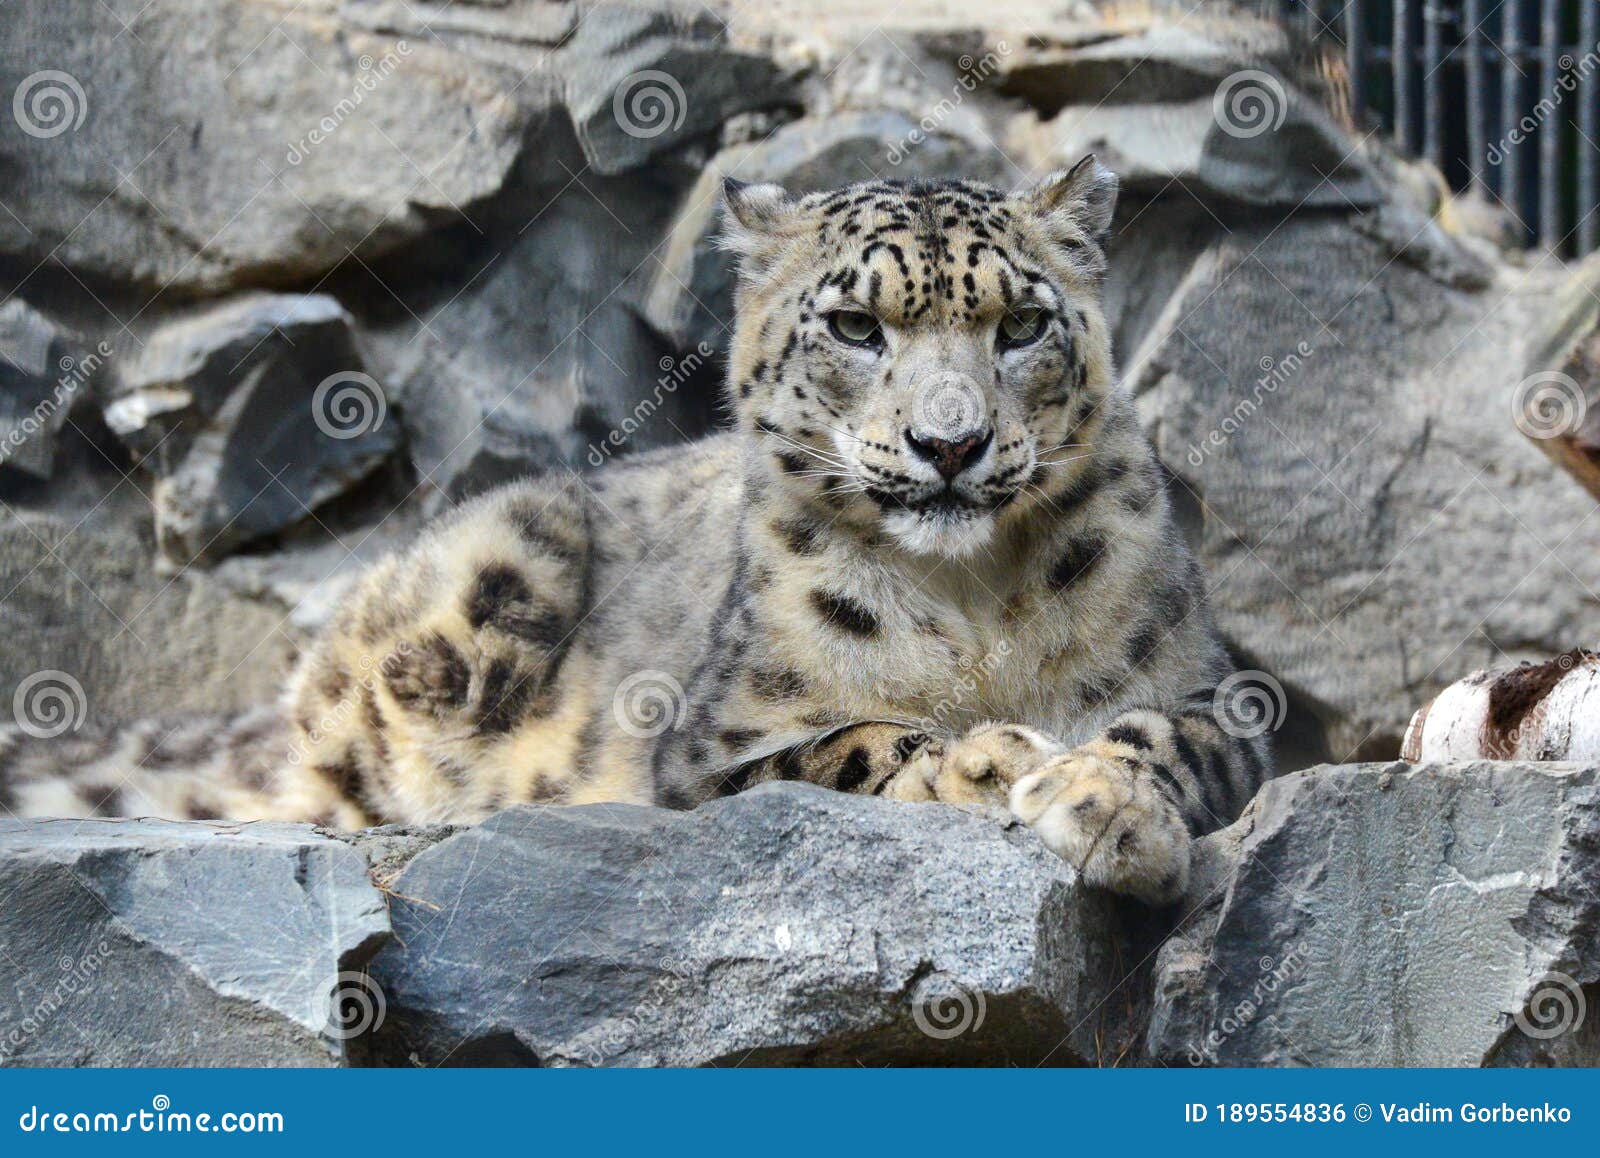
[2,764,1596,1067]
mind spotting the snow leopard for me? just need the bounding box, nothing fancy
[2,158,1273,904]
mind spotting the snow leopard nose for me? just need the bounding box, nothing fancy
[904,427,993,480]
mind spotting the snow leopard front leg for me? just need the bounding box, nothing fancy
[704,721,942,798]
[904,709,1270,906]
[671,671,1267,906]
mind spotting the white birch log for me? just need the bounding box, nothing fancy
[1402,650,1600,762]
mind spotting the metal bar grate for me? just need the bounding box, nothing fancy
[1538,0,1560,249]
[1581,0,1599,254]
[1500,0,1524,223]
[1394,0,1417,152]
[1464,0,1488,190]
[1278,0,1599,258]
[1423,1,1446,169]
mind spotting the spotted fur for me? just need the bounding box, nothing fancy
[4,159,1272,904]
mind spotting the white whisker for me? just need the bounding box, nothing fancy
[811,417,865,446]
[760,428,853,471]
[1033,450,1101,469]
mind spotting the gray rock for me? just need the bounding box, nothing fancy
[367,782,1130,1066]
[3,763,1596,1068]
[0,0,549,292]
[1517,254,1600,502]
[645,112,1013,358]
[1124,213,1600,765]
[366,178,707,503]
[1350,198,1495,291]
[1147,761,1600,1066]
[109,293,400,564]
[210,512,425,634]
[997,21,1283,113]
[992,11,1395,207]
[0,300,93,480]
[1005,90,1385,210]
[994,18,1385,209]
[0,819,390,1066]
[0,509,299,721]
[562,4,795,176]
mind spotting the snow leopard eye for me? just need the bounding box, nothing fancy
[998,307,1046,350]
[827,309,882,349]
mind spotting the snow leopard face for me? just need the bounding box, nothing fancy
[722,157,1120,557]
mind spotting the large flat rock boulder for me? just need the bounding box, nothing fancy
[0,0,790,295]
[0,300,96,482]
[0,820,390,1066]
[1126,216,1600,765]
[0,509,299,720]
[107,293,400,565]
[364,176,700,504]
[367,783,1130,1066]
[1148,761,1600,1066]
[0,0,550,293]
[3,764,1597,1068]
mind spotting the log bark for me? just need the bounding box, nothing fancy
[1402,650,1600,762]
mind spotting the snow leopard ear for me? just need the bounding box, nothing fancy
[1017,155,1119,247]
[719,177,804,280]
